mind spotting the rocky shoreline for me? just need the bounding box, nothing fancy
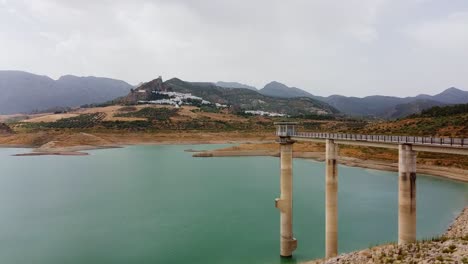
[445,207,468,239]
[304,207,468,264]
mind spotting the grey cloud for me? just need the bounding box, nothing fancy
[0,0,467,96]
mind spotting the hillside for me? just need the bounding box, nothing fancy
[410,103,468,118]
[0,71,133,114]
[259,81,315,98]
[5,104,279,133]
[381,99,446,119]
[323,88,468,118]
[2,70,466,119]
[415,87,468,104]
[363,104,468,137]
[254,80,468,118]
[123,77,339,116]
[2,102,466,170]
[216,81,257,90]
[323,95,409,117]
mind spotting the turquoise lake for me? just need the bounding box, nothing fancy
[0,145,466,264]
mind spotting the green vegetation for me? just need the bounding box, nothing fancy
[409,103,468,118]
[13,108,279,132]
[164,78,339,116]
[291,114,336,120]
[365,115,468,137]
[362,104,468,137]
[20,113,105,129]
[81,98,126,108]
[30,106,72,114]
[191,105,221,113]
[101,120,152,130]
[386,99,444,119]
[115,107,179,121]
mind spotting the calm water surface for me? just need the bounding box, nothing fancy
[0,145,466,264]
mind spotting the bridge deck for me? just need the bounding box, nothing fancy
[278,132,467,148]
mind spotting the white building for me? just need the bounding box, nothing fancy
[245,110,286,117]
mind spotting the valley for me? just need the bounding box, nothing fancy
[0,102,466,182]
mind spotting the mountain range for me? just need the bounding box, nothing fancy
[1,70,467,118]
[215,81,257,91]
[258,81,468,118]
[0,71,133,114]
[123,77,338,116]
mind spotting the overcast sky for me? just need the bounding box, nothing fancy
[1,0,467,96]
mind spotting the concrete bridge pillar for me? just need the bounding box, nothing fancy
[275,140,297,257]
[325,139,338,258]
[398,144,417,245]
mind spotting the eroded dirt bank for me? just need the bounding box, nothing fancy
[0,131,275,155]
[1,132,466,182]
[193,143,468,182]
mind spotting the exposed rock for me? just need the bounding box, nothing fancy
[122,76,166,104]
[304,207,468,264]
[445,207,468,239]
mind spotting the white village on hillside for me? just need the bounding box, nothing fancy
[138,91,286,116]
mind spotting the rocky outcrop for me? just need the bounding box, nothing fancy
[122,77,166,104]
[445,207,468,239]
[304,207,468,264]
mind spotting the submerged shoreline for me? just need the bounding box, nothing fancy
[193,149,468,183]
[1,137,467,182]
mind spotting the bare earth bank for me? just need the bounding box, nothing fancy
[194,145,468,183]
[1,132,466,182]
[0,131,275,156]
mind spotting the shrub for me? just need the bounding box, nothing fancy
[115,107,179,121]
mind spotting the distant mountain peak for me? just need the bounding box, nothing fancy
[429,87,468,104]
[260,81,314,98]
[265,81,288,88]
[167,77,182,83]
[440,87,464,94]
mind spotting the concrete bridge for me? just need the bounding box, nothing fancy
[273,122,468,259]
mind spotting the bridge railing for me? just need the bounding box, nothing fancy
[290,132,467,147]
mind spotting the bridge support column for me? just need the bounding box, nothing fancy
[275,140,297,257]
[398,144,417,245]
[325,139,338,258]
